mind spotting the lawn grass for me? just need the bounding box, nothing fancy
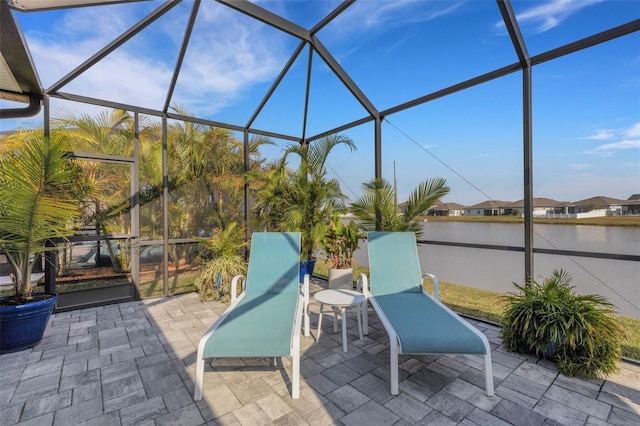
[312,261,640,362]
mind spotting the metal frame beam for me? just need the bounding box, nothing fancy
[47,0,180,94]
[54,91,162,116]
[215,0,309,41]
[52,91,302,142]
[311,36,379,120]
[161,117,169,298]
[246,41,306,129]
[0,0,42,117]
[382,63,521,117]
[310,1,354,36]
[497,0,530,68]
[163,0,200,113]
[498,0,533,281]
[301,45,313,142]
[531,19,640,66]
[8,0,149,12]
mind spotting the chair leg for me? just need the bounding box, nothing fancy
[484,352,495,396]
[292,352,300,399]
[303,276,310,338]
[356,303,363,340]
[194,355,205,401]
[341,307,348,352]
[389,338,399,395]
[304,302,310,338]
[316,303,324,341]
[363,300,368,335]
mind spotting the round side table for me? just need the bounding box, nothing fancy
[314,288,366,352]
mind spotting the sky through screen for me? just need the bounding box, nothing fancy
[1,0,638,206]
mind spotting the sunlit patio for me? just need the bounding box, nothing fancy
[2,278,638,426]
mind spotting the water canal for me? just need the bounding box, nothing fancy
[353,222,640,318]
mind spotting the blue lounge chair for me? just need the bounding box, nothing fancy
[194,232,310,400]
[361,232,494,396]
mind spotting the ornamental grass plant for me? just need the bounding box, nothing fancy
[196,222,247,302]
[500,269,624,378]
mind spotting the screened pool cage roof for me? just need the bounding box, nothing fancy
[1,0,638,145]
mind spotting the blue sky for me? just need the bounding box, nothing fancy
[1,0,639,205]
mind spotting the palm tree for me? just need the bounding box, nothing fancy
[254,134,356,261]
[350,177,450,237]
[0,132,80,300]
[168,107,274,237]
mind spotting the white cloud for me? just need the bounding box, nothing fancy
[21,1,289,118]
[580,129,615,141]
[626,122,640,138]
[585,139,640,154]
[581,122,640,156]
[496,0,604,34]
[473,153,490,158]
[330,0,463,38]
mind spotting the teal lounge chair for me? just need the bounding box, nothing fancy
[194,232,310,400]
[361,232,494,396]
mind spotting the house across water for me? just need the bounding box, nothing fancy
[426,195,640,218]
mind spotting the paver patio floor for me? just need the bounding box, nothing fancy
[1,280,639,425]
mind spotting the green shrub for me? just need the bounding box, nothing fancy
[500,269,623,378]
[196,223,247,302]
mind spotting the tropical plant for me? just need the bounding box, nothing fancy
[500,269,623,378]
[53,109,140,271]
[196,222,248,302]
[166,106,274,239]
[249,160,290,232]
[0,132,81,301]
[252,134,356,261]
[322,213,363,269]
[350,177,450,237]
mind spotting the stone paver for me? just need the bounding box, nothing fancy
[1,284,639,425]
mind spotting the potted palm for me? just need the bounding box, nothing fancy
[322,213,363,289]
[252,134,356,282]
[501,269,623,378]
[0,132,80,353]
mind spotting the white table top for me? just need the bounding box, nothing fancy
[314,289,365,307]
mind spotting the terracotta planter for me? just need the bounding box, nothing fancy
[328,267,353,290]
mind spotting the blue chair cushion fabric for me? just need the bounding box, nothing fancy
[202,232,301,358]
[203,292,298,357]
[374,292,487,354]
[368,232,423,295]
[368,232,486,355]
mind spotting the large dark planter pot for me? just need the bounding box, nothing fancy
[300,258,317,283]
[0,294,58,354]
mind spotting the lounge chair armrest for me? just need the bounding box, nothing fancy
[422,273,439,301]
[357,273,370,335]
[231,275,246,304]
[358,273,369,295]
